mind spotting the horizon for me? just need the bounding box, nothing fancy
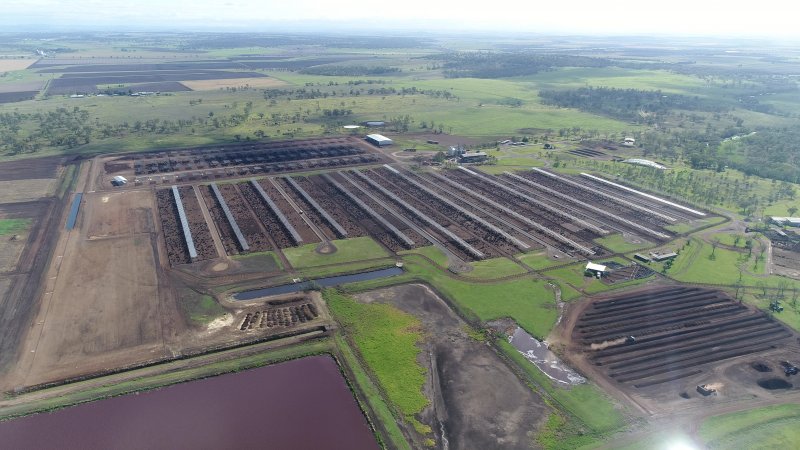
[2,0,799,40]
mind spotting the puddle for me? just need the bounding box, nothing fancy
[757,378,792,390]
[509,327,585,385]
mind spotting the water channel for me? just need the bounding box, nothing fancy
[233,266,404,300]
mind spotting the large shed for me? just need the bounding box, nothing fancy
[366,134,393,147]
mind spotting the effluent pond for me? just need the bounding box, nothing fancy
[0,355,378,450]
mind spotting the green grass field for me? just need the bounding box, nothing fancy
[594,234,654,253]
[177,289,226,325]
[462,257,527,279]
[334,335,411,450]
[516,251,572,270]
[398,245,449,267]
[0,218,31,236]
[699,403,800,450]
[325,289,429,434]
[283,236,390,268]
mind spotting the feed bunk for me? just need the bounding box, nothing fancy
[531,168,676,222]
[211,183,249,252]
[580,173,706,217]
[391,167,530,251]
[250,179,304,245]
[283,176,348,239]
[172,185,198,260]
[351,170,485,260]
[503,172,669,240]
[432,172,595,255]
[322,173,415,248]
[458,167,606,236]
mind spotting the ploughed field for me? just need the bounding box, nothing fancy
[574,286,793,388]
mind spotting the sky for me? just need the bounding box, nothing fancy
[2,0,798,38]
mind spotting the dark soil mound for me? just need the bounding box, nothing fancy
[757,378,792,390]
[751,362,773,372]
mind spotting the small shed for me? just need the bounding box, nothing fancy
[585,262,607,278]
[459,151,487,163]
[366,134,393,147]
[650,252,677,262]
[111,175,128,186]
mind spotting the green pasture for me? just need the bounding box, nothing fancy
[595,233,654,253]
[283,236,389,268]
[0,218,31,236]
[462,257,527,279]
[699,403,800,450]
[325,289,430,434]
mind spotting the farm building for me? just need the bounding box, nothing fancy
[364,121,386,127]
[585,262,607,278]
[770,216,800,227]
[459,151,488,163]
[623,158,666,170]
[622,137,636,147]
[634,253,652,263]
[366,134,393,147]
[111,175,128,186]
[650,251,677,262]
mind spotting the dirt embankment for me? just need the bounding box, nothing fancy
[356,284,548,450]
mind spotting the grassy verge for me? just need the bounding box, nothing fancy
[664,216,726,233]
[284,236,390,268]
[325,289,430,434]
[594,234,654,253]
[0,339,333,421]
[0,218,32,236]
[463,256,527,279]
[398,245,448,266]
[55,164,78,199]
[334,335,412,450]
[699,403,800,449]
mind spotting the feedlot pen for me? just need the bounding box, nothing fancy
[148,162,708,268]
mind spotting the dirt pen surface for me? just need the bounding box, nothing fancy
[356,284,549,450]
[566,285,800,414]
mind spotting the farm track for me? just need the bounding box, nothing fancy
[256,179,320,244]
[237,182,294,249]
[575,286,793,387]
[199,185,240,256]
[274,177,338,241]
[217,184,273,253]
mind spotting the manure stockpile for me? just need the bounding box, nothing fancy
[575,286,792,388]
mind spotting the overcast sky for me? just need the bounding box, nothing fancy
[2,0,798,38]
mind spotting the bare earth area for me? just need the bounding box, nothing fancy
[356,284,548,450]
[180,77,288,90]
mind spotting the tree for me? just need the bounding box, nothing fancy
[788,206,798,217]
[710,238,720,260]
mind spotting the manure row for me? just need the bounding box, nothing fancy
[577,287,792,387]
